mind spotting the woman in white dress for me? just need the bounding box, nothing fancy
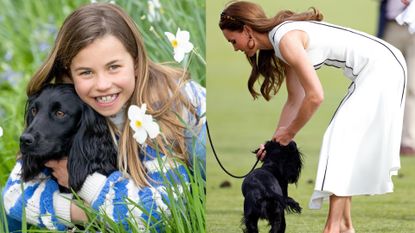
[219,1,406,233]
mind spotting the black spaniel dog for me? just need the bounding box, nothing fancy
[241,141,303,233]
[20,84,117,192]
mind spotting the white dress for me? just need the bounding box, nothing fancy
[268,21,407,209]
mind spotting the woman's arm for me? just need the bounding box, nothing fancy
[275,64,305,129]
[273,30,324,145]
[3,161,71,230]
[70,202,88,223]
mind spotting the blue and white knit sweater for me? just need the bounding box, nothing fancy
[3,81,206,231]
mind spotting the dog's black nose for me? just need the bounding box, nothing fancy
[20,133,35,145]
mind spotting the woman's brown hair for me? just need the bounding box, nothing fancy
[219,1,323,100]
[27,3,197,187]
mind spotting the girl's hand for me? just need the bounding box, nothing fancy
[45,158,69,188]
[402,0,410,6]
[272,126,294,146]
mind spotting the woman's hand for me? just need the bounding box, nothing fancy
[256,143,266,160]
[272,126,295,146]
[45,158,69,188]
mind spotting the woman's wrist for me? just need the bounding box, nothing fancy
[70,202,88,223]
[286,125,297,138]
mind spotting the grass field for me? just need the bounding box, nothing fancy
[206,1,415,232]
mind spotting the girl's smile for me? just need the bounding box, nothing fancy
[95,93,119,105]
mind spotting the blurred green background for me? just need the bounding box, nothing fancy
[207,0,415,232]
[0,0,205,185]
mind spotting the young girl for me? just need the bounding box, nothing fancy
[3,2,205,231]
[219,1,406,233]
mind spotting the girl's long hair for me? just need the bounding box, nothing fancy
[27,3,196,187]
[219,1,323,100]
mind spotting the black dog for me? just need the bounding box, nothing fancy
[20,84,117,192]
[241,141,303,233]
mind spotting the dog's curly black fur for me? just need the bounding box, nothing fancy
[241,141,303,233]
[20,84,117,192]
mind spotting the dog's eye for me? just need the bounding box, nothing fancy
[55,111,65,118]
[31,107,37,116]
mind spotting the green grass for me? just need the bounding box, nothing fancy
[206,0,415,232]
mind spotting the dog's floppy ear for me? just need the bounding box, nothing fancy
[252,140,278,155]
[283,141,303,184]
[68,103,118,192]
[265,140,281,151]
[287,141,297,151]
[20,92,44,181]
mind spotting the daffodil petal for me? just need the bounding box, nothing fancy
[146,122,160,139]
[174,51,185,63]
[143,114,153,124]
[143,115,155,130]
[142,115,160,139]
[134,133,146,144]
[128,105,141,120]
[164,32,176,42]
[176,30,190,43]
[0,126,3,137]
[182,42,194,53]
[129,120,137,130]
[134,128,148,144]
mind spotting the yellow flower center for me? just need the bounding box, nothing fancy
[171,39,178,48]
[135,120,142,128]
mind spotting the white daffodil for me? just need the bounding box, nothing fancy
[128,104,160,145]
[0,126,3,137]
[164,28,194,63]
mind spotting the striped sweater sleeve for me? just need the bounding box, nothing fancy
[2,161,72,230]
[77,146,190,232]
